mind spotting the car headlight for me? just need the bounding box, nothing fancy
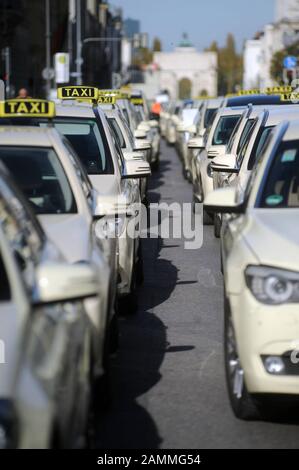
[245,265,299,305]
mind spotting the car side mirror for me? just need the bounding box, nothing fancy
[188,137,205,149]
[34,262,99,304]
[134,129,147,139]
[187,124,197,134]
[134,138,151,151]
[207,145,227,159]
[149,120,159,128]
[122,159,151,179]
[204,187,245,214]
[210,154,239,173]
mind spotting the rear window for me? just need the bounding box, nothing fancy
[51,118,113,175]
[0,146,77,215]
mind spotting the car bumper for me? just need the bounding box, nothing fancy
[229,291,299,395]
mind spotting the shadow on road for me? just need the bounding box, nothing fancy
[96,154,179,449]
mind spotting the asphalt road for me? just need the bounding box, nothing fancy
[97,141,299,449]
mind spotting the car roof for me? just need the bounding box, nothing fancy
[226,94,299,107]
[266,106,299,126]
[55,102,95,118]
[217,107,245,116]
[206,97,224,109]
[282,118,299,141]
[0,126,58,146]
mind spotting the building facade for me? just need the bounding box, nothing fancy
[243,0,299,88]
[153,39,217,99]
[0,0,123,97]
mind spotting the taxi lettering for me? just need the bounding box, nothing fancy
[0,99,54,117]
[98,95,116,104]
[57,86,98,100]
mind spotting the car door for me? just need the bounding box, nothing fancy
[0,180,89,448]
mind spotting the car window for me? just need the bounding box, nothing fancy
[62,138,93,208]
[237,119,255,154]
[259,140,299,208]
[0,192,40,292]
[236,123,256,168]
[204,108,217,129]
[0,249,11,301]
[108,118,126,149]
[212,115,240,146]
[41,118,114,175]
[247,126,274,170]
[0,146,77,215]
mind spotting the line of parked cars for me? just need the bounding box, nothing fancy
[0,87,160,448]
[167,88,299,420]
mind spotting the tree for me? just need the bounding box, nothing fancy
[132,47,153,67]
[153,37,162,52]
[206,34,243,95]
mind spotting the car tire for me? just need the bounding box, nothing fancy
[224,296,261,420]
[203,207,213,225]
[214,214,221,238]
[151,158,160,172]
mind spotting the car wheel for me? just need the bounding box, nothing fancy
[203,207,213,225]
[214,214,221,238]
[151,158,160,172]
[224,296,261,420]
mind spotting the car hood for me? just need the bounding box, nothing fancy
[89,174,119,198]
[245,209,299,270]
[38,214,90,263]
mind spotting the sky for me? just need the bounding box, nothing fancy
[115,0,276,51]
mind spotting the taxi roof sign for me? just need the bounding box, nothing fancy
[265,85,293,94]
[280,92,299,102]
[98,95,116,105]
[0,99,55,118]
[130,97,144,105]
[237,89,260,96]
[57,86,99,100]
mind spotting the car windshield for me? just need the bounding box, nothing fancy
[259,140,299,209]
[204,108,217,128]
[0,146,76,214]
[212,115,240,145]
[41,118,113,175]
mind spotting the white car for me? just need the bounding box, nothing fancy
[205,118,299,419]
[103,105,149,204]
[211,106,299,200]
[176,107,199,180]
[0,161,98,448]
[0,118,114,385]
[189,106,243,223]
[52,93,151,311]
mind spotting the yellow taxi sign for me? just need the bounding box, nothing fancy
[131,97,144,105]
[0,99,55,118]
[237,89,260,96]
[265,86,293,95]
[98,95,116,105]
[280,92,299,102]
[57,86,99,100]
